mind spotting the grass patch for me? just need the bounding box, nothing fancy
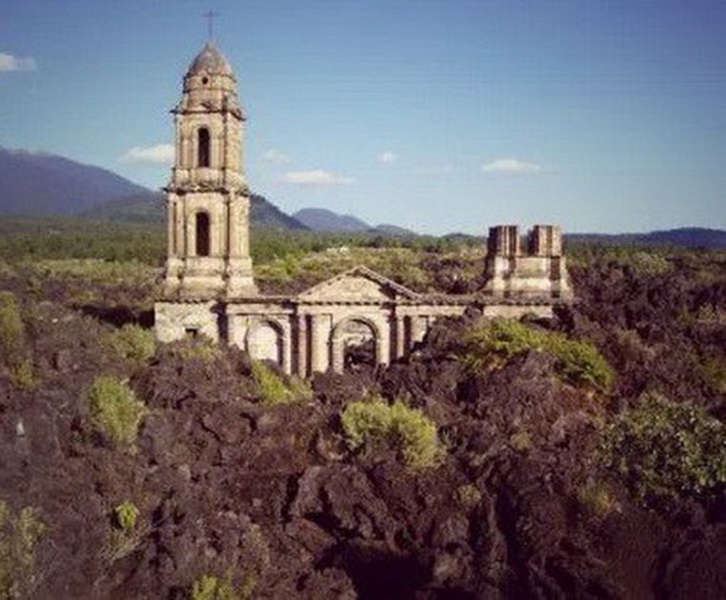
[191,573,255,600]
[168,336,220,363]
[87,376,147,447]
[0,500,45,599]
[105,324,156,364]
[341,397,444,469]
[0,292,36,389]
[577,480,618,519]
[461,318,615,393]
[114,500,140,532]
[250,360,312,406]
[601,394,726,503]
[455,484,482,508]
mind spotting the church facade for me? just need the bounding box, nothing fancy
[154,44,573,376]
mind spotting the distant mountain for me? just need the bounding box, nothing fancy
[373,223,417,237]
[250,194,308,230]
[293,208,418,237]
[82,191,308,231]
[567,228,726,248]
[293,208,370,232]
[0,146,148,215]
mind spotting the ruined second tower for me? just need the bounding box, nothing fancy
[162,43,257,298]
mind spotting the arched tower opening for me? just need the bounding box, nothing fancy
[195,212,210,256]
[197,127,211,167]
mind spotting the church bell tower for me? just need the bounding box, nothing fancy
[162,43,257,298]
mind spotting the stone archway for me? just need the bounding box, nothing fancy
[330,317,379,373]
[246,319,283,366]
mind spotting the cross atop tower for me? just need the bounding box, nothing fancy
[203,10,219,41]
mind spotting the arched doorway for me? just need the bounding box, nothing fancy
[195,212,210,256]
[247,320,283,366]
[331,318,378,373]
[197,127,210,167]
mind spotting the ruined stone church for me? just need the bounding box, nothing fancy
[154,43,573,376]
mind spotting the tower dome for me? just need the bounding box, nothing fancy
[187,43,233,76]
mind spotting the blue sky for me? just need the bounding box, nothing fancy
[1,0,724,234]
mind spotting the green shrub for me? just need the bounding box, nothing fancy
[601,395,726,503]
[169,336,220,363]
[461,318,615,393]
[250,360,312,406]
[191,574,253,600]
[114,500,139,532]
[0,500,45,599]
[9,360,35,390]
[509,430,533,452]
[87,376,147,447]
[0,292,24,360]
[341,397,444,469]
[455,484,482,508]
[577,480,618,519]
[105,324,156,364]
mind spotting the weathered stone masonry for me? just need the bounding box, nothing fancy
[155,44,573,375]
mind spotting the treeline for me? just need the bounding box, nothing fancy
[0,217,481,266]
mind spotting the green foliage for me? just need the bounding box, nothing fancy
[698,356,726,394]
[191,574,254,600]
[9,360,36,390]
[621,251,672,276]
[0,500,45,600]
[250,360,312,406]
[461,318,615,393]
[0,292,24,362]
[509,430,533,452]
[341,397,444,469]
[455,484,482,508]
[168,336,220,363]
[105,324,156,364]
[602,395,726,503]
[0,292,36,389]
[577,480,618,519]
[86,376,147,447]
[114,500,139,532]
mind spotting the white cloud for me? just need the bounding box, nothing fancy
[281,169,354,186]
[263,149,291,164]
[121,144,175,165]
[0,53,37,72]
[481,158,543,175]
[377,150,397,164]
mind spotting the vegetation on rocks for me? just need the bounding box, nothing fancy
[601,394,726,502]
[87,375,147,447]
[104,324,156,364]
[191,574,254,600]
[0,291,35,389]
[0,501,44,600]
[250,360,312,406]
[113,500,140,532]
[461,317,615,393]
[341,397,444,469]
[0,233,724,598]
[167,336,220,363]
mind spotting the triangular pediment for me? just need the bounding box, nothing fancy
[298,266,420,302]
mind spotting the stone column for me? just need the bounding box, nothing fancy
[239,197,250,258]
[167,197,176,256]
[309,314,326,374]
[395,315,406,359]
[281,319,292,375]
[378,317,390,367]
[296,313,308,377]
